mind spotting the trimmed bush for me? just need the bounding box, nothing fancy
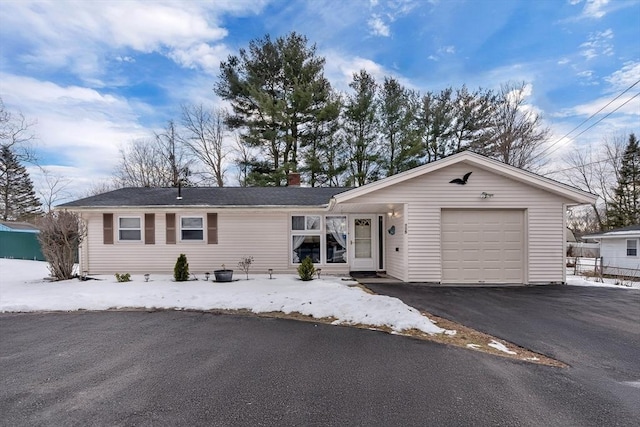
[174,254,190,282]
[297,256,316,281]
[115,273,131,282]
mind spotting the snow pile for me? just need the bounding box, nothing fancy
[0,259,444,335]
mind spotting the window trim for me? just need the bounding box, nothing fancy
[292,215,321,232]
[290,214,348,265]
[180,215,205,242]
[117,216,142,242]
[626,239,637,257]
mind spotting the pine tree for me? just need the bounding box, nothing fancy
[343,70,380,186]
[607,133,640,228]
[216,32,332,186]
[0,145,42,221]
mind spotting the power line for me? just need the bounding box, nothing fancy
[538,78,640,159]
[542,91,640,159]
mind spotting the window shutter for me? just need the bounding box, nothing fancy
[166,213,176,244]
[145,213,155,244]
[103,213,113,244]
[207,213,218,244]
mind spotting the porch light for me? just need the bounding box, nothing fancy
[144,273,150,282]
[268,268,273,279]
[480,192,494,199]
[316,268,322,278]
[204,272,210,281]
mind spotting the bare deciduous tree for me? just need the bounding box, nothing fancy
[115,121,192,188]
[481,82,550,171]
[0,96,37,163]
[37,210,86,280]
[561,135,625,231]
[37,167,72,211]
[181,104,228,187]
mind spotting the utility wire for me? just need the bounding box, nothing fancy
[542,91,640,160]
[538,78,640,159]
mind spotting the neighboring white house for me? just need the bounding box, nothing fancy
[58,151,597,284]
[583,225,640,278]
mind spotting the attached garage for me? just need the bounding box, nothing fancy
[441,209,524,284]
[329,151,598,284]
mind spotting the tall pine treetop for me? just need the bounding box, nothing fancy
[607,133,639,229]
[0,145,42,221]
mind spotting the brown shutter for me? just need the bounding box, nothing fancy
[103,213,113,244]
[207,213,218,244]
[166,213,176,244]
[145,213,155,244]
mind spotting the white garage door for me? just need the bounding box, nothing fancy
[441,209,524,284]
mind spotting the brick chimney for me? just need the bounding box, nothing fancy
[287,172,301,187]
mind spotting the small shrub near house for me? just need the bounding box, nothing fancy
[238,255,254,280]
[297,256,316,281]
[115,273,131,282]
[174,254,189,282]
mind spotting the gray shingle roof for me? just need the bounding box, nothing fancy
[58,187,353,208]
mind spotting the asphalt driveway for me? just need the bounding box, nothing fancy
[366,283,640,414]
[2,310,639,426]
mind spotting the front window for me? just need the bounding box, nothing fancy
[291,215,322,263]
[326,216,347,263]
[627,239,637,256]
[292,235,321,263]
[181,217,204,241]
[118,217,141,241]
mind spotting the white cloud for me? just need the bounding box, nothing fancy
[368,14,391,37]
[579,28,614,60]
[582,0,610,19]
[1,73,150,197]
[0,1,259,82]
[168,43,231,75]
[605,61,640,92]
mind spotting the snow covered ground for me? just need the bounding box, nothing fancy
[2,259,636,340]
[565,269,640,289]
[0,259,446,335]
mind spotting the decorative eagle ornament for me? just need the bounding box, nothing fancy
[449,171,472,185]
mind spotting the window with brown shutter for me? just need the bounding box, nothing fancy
[166,213,176,244]
[103,213,114,244]
[145,213,155,244]
[207,213,218,244]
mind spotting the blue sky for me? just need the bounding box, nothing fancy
[0,0,638,199]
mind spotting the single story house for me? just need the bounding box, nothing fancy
[59,151,596,284]
[583,225,640,278]
[0,221,45,261]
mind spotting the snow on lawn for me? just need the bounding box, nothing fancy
[0,259,445,335]
[566,272,640,289]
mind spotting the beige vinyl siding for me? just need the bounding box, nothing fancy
[344,162,572,283]
[384,206,407,281]
[79,209,351,276]
[80,210,290,274]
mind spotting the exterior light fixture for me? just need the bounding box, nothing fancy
[144,273,150,282]
[316,268,322,279]
[480,192,494,199]
[204,272,210,281]
[268,268,273,279]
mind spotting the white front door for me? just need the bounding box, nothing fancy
[349,215,376,271]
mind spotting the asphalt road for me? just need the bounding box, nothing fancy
[367,283,640,419]
[1,308,638,426]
